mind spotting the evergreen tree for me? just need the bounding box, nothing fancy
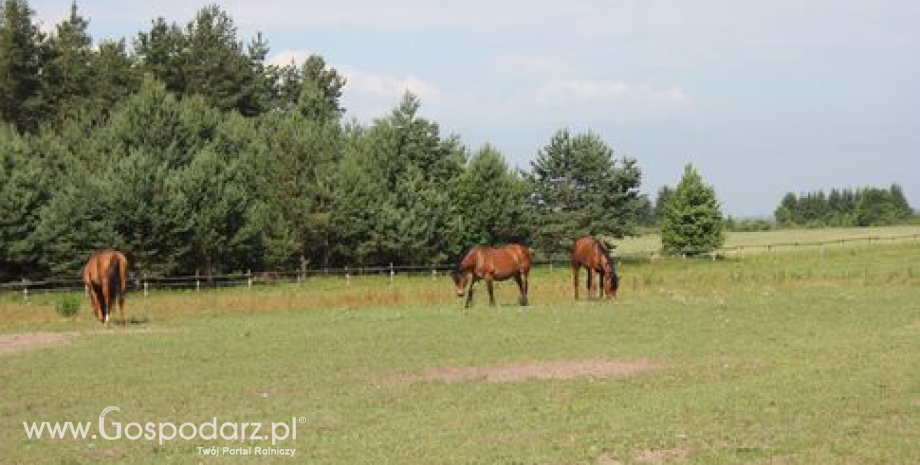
[297,54,346,122]
[0,0,49,131]
[454,144,531,250]
[527,129,643,257]
[266,60,302,113]
[775,192,798,226]
[0,125,40,278]
[855,187,897,226]
[134,17,186,95]
[653,185,674,224]
[330,93,466,266]
[889,184,913,220]
[172,147,258,276]
[241,111,342,268]
[328,133,388,266]
[660,164,724,255]
[90,39,140,117]
[44,1,94,124]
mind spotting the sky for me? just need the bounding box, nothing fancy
[30,0,920,216]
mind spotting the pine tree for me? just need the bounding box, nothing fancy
[775,192,798,226]
[527,129,643,256]
[329,93,466,266]
[241,111,342,268]
[44,1,94,124]
[134,17,186,95]
[660,164,724,255]
[297,54,346,122]
[90,39,140,117]
[653,185,674,225]
[172,147,258,276]
[453,144,531,251]
[0,0,49,131]
[889,184,913,220]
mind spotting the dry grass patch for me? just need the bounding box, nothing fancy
[390,359,661,384]
[0,326,181,356]
[0,332,75,355]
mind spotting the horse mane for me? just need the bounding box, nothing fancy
[595,238,616,271]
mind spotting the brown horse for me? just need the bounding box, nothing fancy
[571,236,619,300]
[452,244,532,308]
[83,251,128,325]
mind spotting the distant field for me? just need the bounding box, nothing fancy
[613,224,920,255]
[1,236,919,463]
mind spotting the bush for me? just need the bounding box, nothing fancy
[57,295,80,319]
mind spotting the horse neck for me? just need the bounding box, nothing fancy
[460,248,487,275]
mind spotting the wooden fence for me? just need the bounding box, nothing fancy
[3,233,918,299]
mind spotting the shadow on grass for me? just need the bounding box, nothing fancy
[111,316,151,327]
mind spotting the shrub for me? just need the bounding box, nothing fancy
[57,295,80,319]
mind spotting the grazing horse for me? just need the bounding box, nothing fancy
[83,251,128,325]
[452,244,532,308]
[571,236,619,300]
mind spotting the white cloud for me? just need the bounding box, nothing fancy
[335,68,442,122]
[268,50,315,67]
[343,69,440,101]
[534,78,690,106]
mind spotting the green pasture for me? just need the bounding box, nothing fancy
[1,240,919,463]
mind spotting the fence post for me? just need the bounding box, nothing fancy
[247,270,252,290]
[299,256,306,285]
[195,271,200,293]
[22,277,28,302]
[345,266,351,286]
[389,262,395,285]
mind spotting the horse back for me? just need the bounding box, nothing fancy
[84,251,127,291]
[571,236,607,269]
[501,244,532,273]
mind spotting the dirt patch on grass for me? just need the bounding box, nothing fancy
[633,448,691,463]
[86,326,183,336]
[0,332,76,355]
[0,327,182,356]
[392,359,661,384]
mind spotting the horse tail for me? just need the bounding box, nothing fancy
[108,256,122,303]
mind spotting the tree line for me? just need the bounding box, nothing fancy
[0,1,650,280]
[774,185,913,228]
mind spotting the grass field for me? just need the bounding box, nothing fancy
[1,238,919,463]
[614,224,920,255]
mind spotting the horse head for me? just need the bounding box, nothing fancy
[604,259,620,300]
[452,269,469,297]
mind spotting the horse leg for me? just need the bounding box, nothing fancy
[465,277,476,308]
[597,270,605,299]
[87,285,102,322]
[586,268,594,299]
[572,265,580,300]
[119,265,127,324]
[486,276,496,307]
[100,278,111,326]
[522,270,530,305]
[514,273,527,306]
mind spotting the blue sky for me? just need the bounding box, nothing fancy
[31,0,920,216]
